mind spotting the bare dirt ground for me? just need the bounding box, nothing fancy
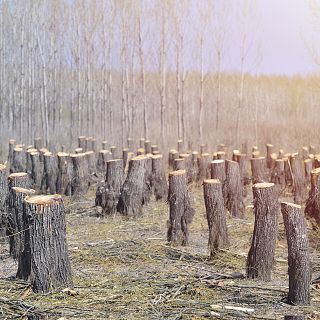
[0,183,319,319]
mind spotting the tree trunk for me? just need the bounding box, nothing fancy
[151,155,168,201]
[271,159,286,187]
[110,146,118,159]
[224,160,245,218]
[70,154,88,196]
[251,157,267,184]
[56,152,72,196]
[144,140,151,154]
[305,168,320,225]
[167,170,195,246]
[34,138,43,150]
[203,179,229,257]
[12,147,26,173]
[266,143,274,169]
[304,159,312,187]
[236,153,250,194]
[30,152,42,189]
[290,154,307,204]
[281,202,311,305]
[24,195,73,293]
[168,150,179,168]
[43,152,58,194]
[95,159,124,215]
[143,155,153,204]
[247,182,278,281]
[284,157,293,186]
[78,136,86,149]
[0,164,8,243]
[8,172,29,191]
[191,151,199,182]
[8,139,16,172]
[97,150,111,174]
[177,139,184,153]
[117,156,146,217]
[197,153,211,182]
[173,158,185,171]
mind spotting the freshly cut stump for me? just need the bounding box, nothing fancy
[168,150,179,168]
[56,152,72,196]
[290,154,307,204]
[305,168,320,225]
[30,152,42,189]
[272,159,285,186]
[24,195,73,293]
[203,179,229,257]
[167,170,195,246]
[97,150,111,174]
[247,182,278,281]
[251,157,267,184]
[117,156,146,217]
[95,159,124,215]
[211,160,227,202]
[224,160,245,218]
[8,172,29,191]
[42,153,58,194]
[143,155,153,204]
[70,153,89,196]
[197,153,211,181]
[0,164,9,243]
[11,147,26,173]
[151,155,168,200]
[173,158,185,171]
[8,139,16,172]
[281,202,310,305]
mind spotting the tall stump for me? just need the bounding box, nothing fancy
[290,154,307,204]
[151,155,168,200]
[24,195,73,293]
[305,168,320,225]
[197,153,211,181]
[167,170,195,246]
[251,157,267,184]
[42,153,58,194]
[0,164,9,243]
[70,153,89,196]
[247,182,278,281]
[203,179,229,257]
[281,202,310,305]
[11,147,26,173]
[56,152,72,196]
[9,172,29,191]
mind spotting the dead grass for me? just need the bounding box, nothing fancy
[0,183,320,319]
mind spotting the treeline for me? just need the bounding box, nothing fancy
[0,0,319,157]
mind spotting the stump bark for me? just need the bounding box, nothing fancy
[117,156,146,217]
[9,172,29,190]
[144,140,152,154]
[78,136,86,149]
[8,139,16,171]
[290,154,307,204]
[224,160,245,218]
[305,168,320,225]
[97,150,111,173]
[304,159,312,186]
[30,152,42,189]
[95,159,124,215]
[197,153,211,181]
[266,143,274,169]
[203,179,229,257]
[70,154,89,196]
[251,157,267,184]
[168,150,179,168]
[173,158,185,171]
[272,158,285,186]
[247,182,278,281]
[11,147,26,173]
[56,152,72,196]
[151,155,168,200]
[167,170,195,246]
[143,155,153,204]
[43,153,58,194]
[24,195,73,293]
[0,164,9,243]
[281,202,311,305]
[34,138,43,151]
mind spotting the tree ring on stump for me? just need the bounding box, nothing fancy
[203,179,220,184]
[9,172,28,180]
[169,169,186,176]
[253,182,274,189]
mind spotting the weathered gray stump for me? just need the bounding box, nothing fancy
[143,155,153,204]
[24,195,73,293]
[26,149,37,182]
[251,157,267,184]
[167,170,195,246]
[211,159,227,202]
[191,151,199,182]
[34,138,43,151]
[75,147,83,154]
[177,139,184,153]
[139,138,145,148]
[8,139,16,171]
[247,182,278,281]
[124,152,135,173]
[180,153,192,183]
[236,153,250,195]
[305,168,320,225]
[97,150,111,174]
[144,140,152,154]
[290,154,307,204]
[151,145,159,154]
[56,152,72,196]
[122,148,129,171]
[71,154,88,196]
[95,159,124,215]
[151,155,168,200]
[90,138,97,152]
[168,149,179,168]
[272,159,286,186]
[110,146,118,159]
[84,137,92,152]
[137,148,145,156]
[203,179,229,257]
[30,152,42,189]
[225,160,245,218]
[304,159,312,186]
[199,143,207,155]
[216,151,225,160]
[102,140,108,150]
[7,187,35,262]
[173,158,185,171]
[0,164,9,243]
[266,143,274,169]
[117,156,146,217]
[284,156,293,186]
[281,202,311,305]
[42,153,58,194]
[197,153,211,181]
[127,138,134,152]
[85,151,96,175]
[8,172,29,191]
[11,147,26,173]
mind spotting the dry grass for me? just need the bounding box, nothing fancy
[0,183,320,319]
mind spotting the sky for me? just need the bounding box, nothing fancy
[253,0,316,75]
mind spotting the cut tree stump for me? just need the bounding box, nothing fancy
[271,159,285,186]
[304,159,312,186]
[8,172,29,191]
[144,140,151,154]
[177,139,184,153]
[191,151,199,182]
[203,179,229,257]
[236,153,250,195]
[127,138,134,152]
[110,146,118,159]
[224,160,245,218]
[97,150,111,174]
[42,152,58,194]
[56,152,72,196]
[8,139,16,171]
[151,155,168,200]
[305,167,320,225]
[247,182,278,281]
[117,156,146,217]
[95,159,124,215]
[251,157,267,184]
[34,138,43,151]
[168,149,179,168]
[211,159,227,202]
[167,170,195,246]
[102,140,108,150]
[143,155,153,204]
[0,164,9,243]
[173,158,185,171]
[70,153,88,196]
[11,147,26,173]
[290,154,307,204]
[266,143,274,169]
[30,152,42,189]
[284,156,293,186]
[281,202,311,305]
[24,195,73,293]
[197,153,211,181]
[78,136,86,149]
[139,138,145,148]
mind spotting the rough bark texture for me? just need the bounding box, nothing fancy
[290,154,307,204]
[144,140,151,154]
[168,149,179,168]
[85,151,96,176]
[8,172,29,191]
[224,160,245,218]
[71,154,89,196]
[251,157,267,184]
[167,170,195,246]
[97,150,111,174]
[8,139,16,172]
[305,168,320,225]
[78,136,86,149]
[210,159,227,202]
[34,138,43,151]
[122,148,129,171]
[0,164,9,243]
[110,146,118,159]
[173,158,185,171]
[95,159,124,215]
[151,145,159,154]
[301,147,309,160]
[30,152,42,189]
[24,195,73,293]
[151,155,168,200]
[284,156,293,186]
[180,153,192,183]
[43,153,58,194]
[117,156,146,217]
[304,159,312,186]
[281,202,311,305]
[266,143,274,169]
[271,159,285,186]
[203,179,229,257]
[236,153,250,195]
[191,151,199,182]
[11,147,26,173]
[143,155,153,204]
[197,153,211,181]
[56,152,72,196]
[247,182,278,281]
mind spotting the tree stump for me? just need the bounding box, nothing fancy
[216,151,225,160]
[139,138,145,148]
[173,158,185,171]
[247,182,278,281]
[78,136,86,149]
[167,170,195,246]
[266,143,274,169]
[236,153,250,193]
[191,151,199,182]
[34,138,43,151]
[211,159,227,202]
[203,179,229,257]
[30,152,42,189]
[137,148,145,156]
[168,149,179,168]
[122,148,129,171]
[117,156,146,217]
[110,146,118,159]
[9,172,29,191]
[97,150,111,174]
[8,139,16,172]
[102,140,108,150]
[144,140,151,154]
[251,157,267,184]
[281,202,311,305]
[75,148,83,154]
[151,145,159,154]
[127,138,134,152]
[272,159,286,187]
[95,159,124,215]
[301,146,309,160]
[180,153,192,183]
[177,139,184,153]
[305,168,320,225]
[290,154,307,204]
[199,143,207,155]
[56,152,72,196]
[143,155,153,204]
[11,147,26,173]
[224,160,245,218]
[42,153,58,194]
[0,164,9,243]
[24,195,73,293]
[151,155,168,200]
[232,150,240,161]
[70,154,88,196]
[304,159,312,186]
[197,153,211,181]
[284,156,293,186]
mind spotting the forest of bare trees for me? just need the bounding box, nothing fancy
[0,0,319,157]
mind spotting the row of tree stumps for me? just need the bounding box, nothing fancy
[0,164,73,293]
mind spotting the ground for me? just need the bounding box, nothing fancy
[0,183,319,319]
